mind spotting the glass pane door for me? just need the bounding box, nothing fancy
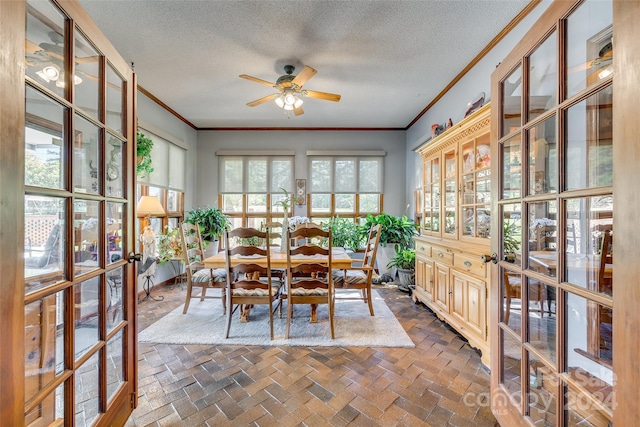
[493,1,614,424]
[23,1,136,425]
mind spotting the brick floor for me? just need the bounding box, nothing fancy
[125,283,498,426]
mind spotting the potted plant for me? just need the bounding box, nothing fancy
[185,206,230,255]
[359,212,419,277]
[387,247,416,292]
[157,225,184,265]
[503,219,521,263]
[324,216,363,252]
[136,132,154,177]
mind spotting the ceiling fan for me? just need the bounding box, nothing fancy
[25,32,99,86]
[239,65,341,116]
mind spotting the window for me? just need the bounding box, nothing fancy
[308,155,383,222]
[219,156,294,229]
[137,185,184,238]
[137,128,186,191]
[136,130,186,237]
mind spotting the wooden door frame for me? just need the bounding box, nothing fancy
[0,1,27,425]
[611,1,640,425]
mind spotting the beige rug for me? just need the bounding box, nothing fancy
[139,290,414,348]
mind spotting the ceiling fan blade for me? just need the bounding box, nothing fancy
[291,66,317,87]
[240,74,276,88]
[293,105,304,116]
[303,90,341,102]
[246,93,279,107]
[25,39,42,54]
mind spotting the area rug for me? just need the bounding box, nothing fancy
[139,290,414,348]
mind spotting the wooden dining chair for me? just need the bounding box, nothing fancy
[294,222,324,246]
[286,226,335,339]
[224,227,283,340]
[180,222,227,314]
[262,221,286,285]
[332,224,381,316]
[503,269,547,324]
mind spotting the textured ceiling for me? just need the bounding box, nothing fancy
[78,0,530,129]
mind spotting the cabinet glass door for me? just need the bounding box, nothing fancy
[444,149,457,236]
[423,156,440,235]
[461,134,491,240]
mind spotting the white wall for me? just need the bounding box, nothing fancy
[404,0,552,215]
[196,130,408,217]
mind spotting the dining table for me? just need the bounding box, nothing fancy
[203,247,355,270]
[204,247,355,323]
[528,250,612,292]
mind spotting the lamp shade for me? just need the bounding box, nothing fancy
[136,195,165,217]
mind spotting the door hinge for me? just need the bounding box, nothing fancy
[130,392,136,409]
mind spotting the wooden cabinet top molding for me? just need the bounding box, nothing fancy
[417,103,491,158]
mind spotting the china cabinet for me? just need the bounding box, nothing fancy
[414,103,492,367]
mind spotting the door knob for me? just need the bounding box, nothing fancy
[481,253,499,264]
[128,252,142,263]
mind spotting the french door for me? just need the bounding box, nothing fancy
[490,0,640,425]
[1,1,138,425]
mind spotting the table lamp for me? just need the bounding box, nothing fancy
[136,195,166,271]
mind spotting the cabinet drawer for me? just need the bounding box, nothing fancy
[454,253,486,278]
[431,247,454,265]
[415,242,431,257]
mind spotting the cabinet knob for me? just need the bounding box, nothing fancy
[437,252,444,257]
[464,261,472,267]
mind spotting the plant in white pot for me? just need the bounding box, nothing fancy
[184,206,229,256]
[359,212,418,279]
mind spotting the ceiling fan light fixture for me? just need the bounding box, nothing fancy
[274,95,285,108]
[283,91,297,106]
[36,64,60,82]
[294,97,303,108]
[55,72,83,88]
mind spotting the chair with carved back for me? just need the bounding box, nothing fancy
[224,227,283,340]
[332,224,381,316]
[286,226,334,339]
[180,222,227,314]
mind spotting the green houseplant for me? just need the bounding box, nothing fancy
[359,212,419,278]
[503,220,521,254]
[387,247,416,290]
[136,132,154,177]
[157,226,183,266]
[359,212,418,248]
[324,216,364,252]
[185,206,230,248]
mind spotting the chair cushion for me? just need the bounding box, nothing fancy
[212,268,227,282]
[332,269,367,286]
[289,287,329,296]
[192,268,226,283]
[231,283,281,297]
